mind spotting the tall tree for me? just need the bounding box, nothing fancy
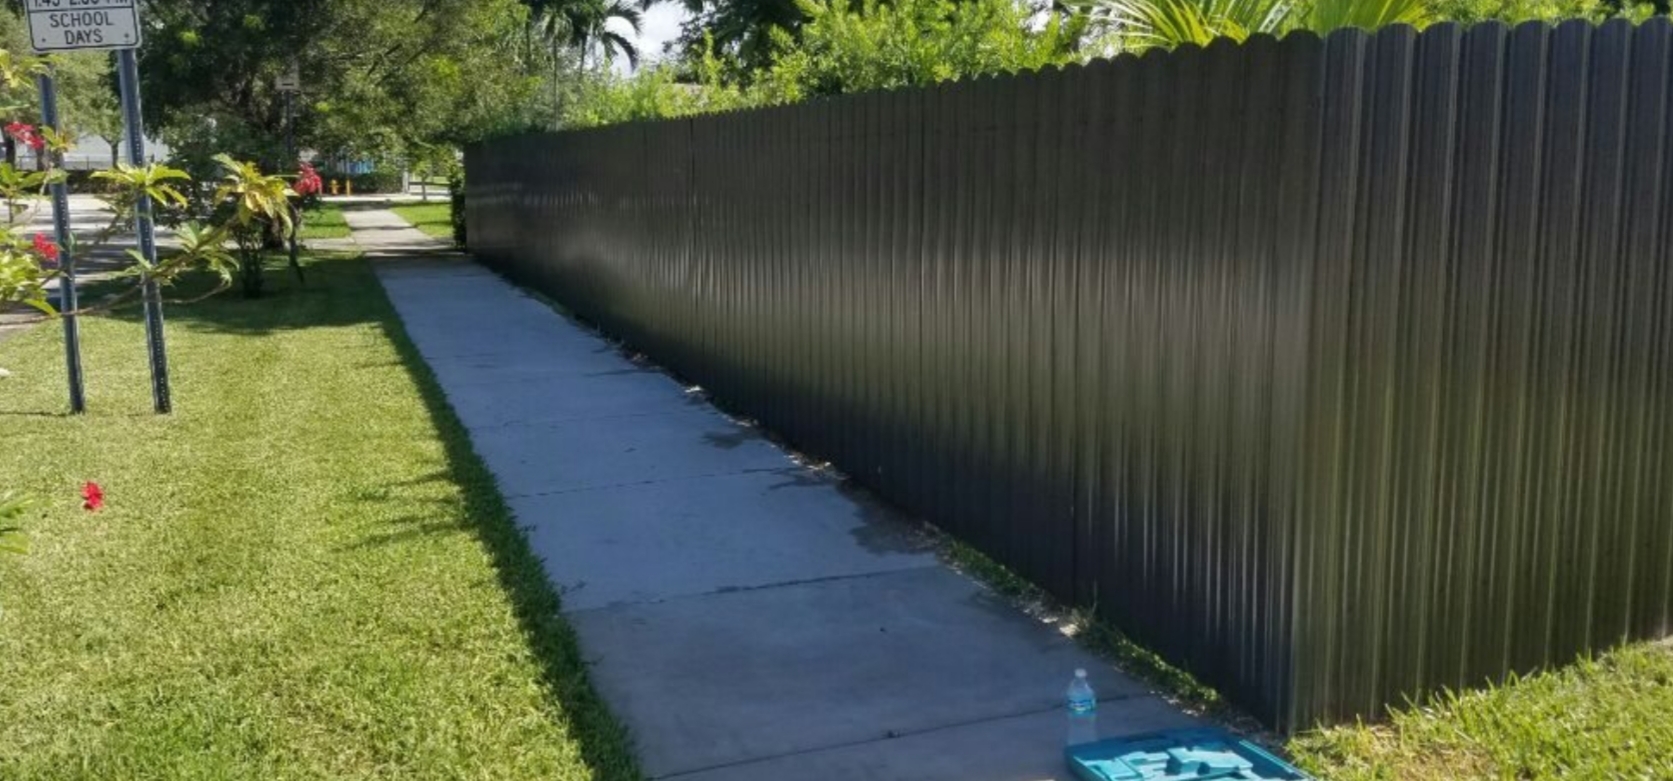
[54,53,124,167]
[524,0,644,129]
[0,10,123,166]
[136,0,543,168]
[675,0,806,70]
[531,0,645,69]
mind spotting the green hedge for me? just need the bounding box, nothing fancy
[320,169,404,194]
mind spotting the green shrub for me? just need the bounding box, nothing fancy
[561,64,752,129]
[63,169,118,195]
[758,0,1088,100]
[346,168,405,194]
[561,0,1087,129]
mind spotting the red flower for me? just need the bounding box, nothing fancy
[81,481,103,512]
[5,122,44,152]
[32,233,60,264]
[294,163,323,197]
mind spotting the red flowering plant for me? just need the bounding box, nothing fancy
[5,120,43,152]
[0,226,63,314]
[286,161,324,244]
[0,51,85,314]
[0,46,289,318]
[0,483,109,559]
[32,233,58,264]
[294,162,323,198]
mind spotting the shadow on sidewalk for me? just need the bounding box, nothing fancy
[104,249,643,779]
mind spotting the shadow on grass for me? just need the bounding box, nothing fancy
[367,254,643,781]
[105,250,643,780]
[98,252,387,337]
[347,515,472,550]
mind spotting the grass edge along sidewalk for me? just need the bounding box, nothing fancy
[389,202,452,240]
[0,252,638,780]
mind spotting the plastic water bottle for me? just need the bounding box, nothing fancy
[1066,668,1098,746]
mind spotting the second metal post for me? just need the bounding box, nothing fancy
[116,48,170,414]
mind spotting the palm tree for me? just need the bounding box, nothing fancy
[675,0,807,71]
[530,0,644,71]
[526,0,644,127]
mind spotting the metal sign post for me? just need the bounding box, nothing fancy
[278,64,303,285]
[35,66,85,413]
[115,49,170,414]
[27,0,167,413]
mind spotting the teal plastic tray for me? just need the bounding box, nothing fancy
[1065,727,1310,781]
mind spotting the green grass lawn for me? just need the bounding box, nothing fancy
[298,203,350,240]
[1290,641,1673,780]
[390,202,453,241]
[0,254,637,780]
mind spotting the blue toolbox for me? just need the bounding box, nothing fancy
[1065,727,1311,780]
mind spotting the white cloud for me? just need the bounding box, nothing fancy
[608,3,691,74]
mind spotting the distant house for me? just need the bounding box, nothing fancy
[16,134,172,170]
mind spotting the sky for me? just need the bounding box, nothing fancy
[621,2,690,71]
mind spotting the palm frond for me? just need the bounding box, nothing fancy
[605,31,641,68]
[1081,0,1295,49]
[1305,0,1427,32]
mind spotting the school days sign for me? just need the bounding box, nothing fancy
[25,0,142,53]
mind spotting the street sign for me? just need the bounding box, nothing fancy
[276,64,301,93]
[25,0,142,53]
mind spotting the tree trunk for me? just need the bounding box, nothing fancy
[551,40,563,130]
[240,246,265,299]
[287,202,305,286]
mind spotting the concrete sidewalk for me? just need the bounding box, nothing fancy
[345,209,1196,780]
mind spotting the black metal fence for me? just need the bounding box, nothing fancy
[466,19,1673,730]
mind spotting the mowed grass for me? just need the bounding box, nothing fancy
[1290,641,1673,780]
[298,203,350,240]
[390,202,453,241]
[0,254,637,780]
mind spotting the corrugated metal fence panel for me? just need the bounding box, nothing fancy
[465,20,1673,729]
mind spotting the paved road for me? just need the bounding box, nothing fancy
[0,195,139,345]
[349,209,1196,780]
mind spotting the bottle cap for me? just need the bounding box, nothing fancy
[1075,668,1087,678]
